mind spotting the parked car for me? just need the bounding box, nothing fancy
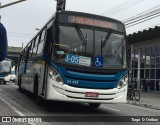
[0,74,10,84]
[9,70,16,83]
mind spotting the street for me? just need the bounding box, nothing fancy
[0,82,160,125]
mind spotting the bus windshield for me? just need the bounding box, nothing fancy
[0,60,11,73]
[53,26,127,69]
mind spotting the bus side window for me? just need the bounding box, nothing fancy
[32,38,38,57]
[37,41,44,55]
[28,42,33,59]
[37,29,46,55]
[24,45,31,74]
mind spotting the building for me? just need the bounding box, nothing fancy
[127,26,160,92]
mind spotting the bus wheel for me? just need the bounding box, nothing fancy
[34,76,44,106]
[18,76,23,93]
[88,103,101,108]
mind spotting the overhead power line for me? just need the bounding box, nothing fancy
[0,0,26,9]
[123,4,160,23]
[125,13,160,28]
[102,0,145,16]
[8,32,34,36]
[8,35,31,38]
[123,4,160,28]
[102,0,133,15]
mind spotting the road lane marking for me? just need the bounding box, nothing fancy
[0,96,25,116]
[101,106,120,112]
[0,95,37,125]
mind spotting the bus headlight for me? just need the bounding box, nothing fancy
[49,67,63,85]
[117,75,128,89]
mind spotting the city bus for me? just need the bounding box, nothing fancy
[0,58,12,84]
[16,11,128,108]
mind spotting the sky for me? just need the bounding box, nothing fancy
[1,0,160,47]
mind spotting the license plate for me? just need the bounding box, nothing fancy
[85,92,99,98]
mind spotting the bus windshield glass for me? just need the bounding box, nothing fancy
[53,26,127,69]
[0,60,11,73]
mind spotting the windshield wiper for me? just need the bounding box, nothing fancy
[74,25,88,55]
[74,25,87,45]
[101,31,111,48]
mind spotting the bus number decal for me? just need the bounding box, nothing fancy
[67,80,79,84]
[65,54,91,66]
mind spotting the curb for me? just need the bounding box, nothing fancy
[127,100,160,110]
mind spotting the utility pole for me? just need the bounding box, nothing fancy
[55,0,66,11]
[0,0,26,9]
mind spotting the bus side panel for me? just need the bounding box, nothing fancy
[24,58,45,95]
[35,60,45,96]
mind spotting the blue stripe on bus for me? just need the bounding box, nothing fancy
[48,61,58,69]
[48,63,128,89]
[58,66,128,89]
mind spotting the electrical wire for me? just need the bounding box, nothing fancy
[123,5,160,25]
[125,13,160,28]
[102,0,134,15]
[123,4,160,22]
[8,34,32,38]
[102,0,144,16]
[125,9,160,26]
[106,0,144,17]
[8,32,34,36]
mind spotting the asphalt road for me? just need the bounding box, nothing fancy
[0,82,160,125]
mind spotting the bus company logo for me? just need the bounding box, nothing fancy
[2,117,11,122]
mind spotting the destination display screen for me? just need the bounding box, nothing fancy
[68,15,118,30]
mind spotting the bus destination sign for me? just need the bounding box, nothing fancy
[68,15,118,30]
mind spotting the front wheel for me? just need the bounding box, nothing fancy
[133,90,140,101]
[88,103,101,108]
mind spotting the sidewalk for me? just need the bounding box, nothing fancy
[128,91,160,110]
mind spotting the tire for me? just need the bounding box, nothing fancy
[3,81,6,84]
[88,103,101,108]
[34,75,44,106]
[133,90,140,101]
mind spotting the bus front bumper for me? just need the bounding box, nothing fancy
[46,82,127,103]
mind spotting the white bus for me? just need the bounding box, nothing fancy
[16,11,128,108]
[0,59,12,84]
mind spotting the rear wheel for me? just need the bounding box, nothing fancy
[133,90,140,101]
[88,103,101,108]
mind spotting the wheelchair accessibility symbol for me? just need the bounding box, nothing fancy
[93,56,103,67]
